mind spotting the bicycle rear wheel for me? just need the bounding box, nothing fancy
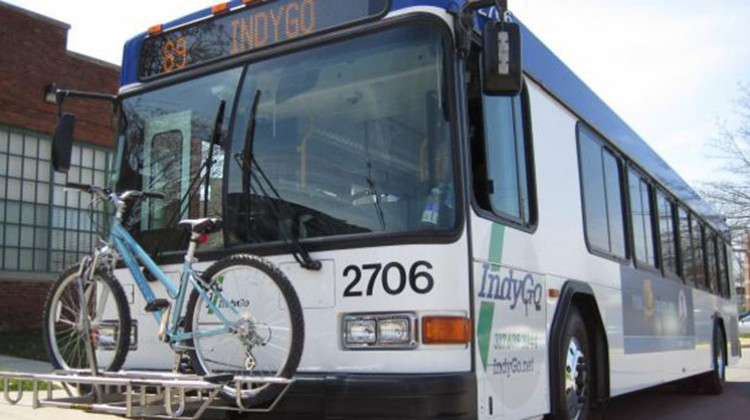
[185,254,304,407]
[42,264,131,372]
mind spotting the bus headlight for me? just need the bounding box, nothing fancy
[344,318,377,345]
[342,313,416,349]
[378,318,411,345]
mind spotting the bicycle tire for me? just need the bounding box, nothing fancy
[185,254,304,407]
[42,264,132,372]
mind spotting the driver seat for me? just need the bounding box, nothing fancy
[178,218,223,235]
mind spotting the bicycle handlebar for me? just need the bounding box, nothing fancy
[65,183,166,201]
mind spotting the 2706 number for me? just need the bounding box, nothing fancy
[343,261,434,297]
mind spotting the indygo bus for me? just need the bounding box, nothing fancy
[58,0,741,418]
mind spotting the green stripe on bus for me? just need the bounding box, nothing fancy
[488,223,505,268]
[477,301,495,372]
[477,223,506,371]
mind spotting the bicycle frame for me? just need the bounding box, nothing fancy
[106,221,240,344]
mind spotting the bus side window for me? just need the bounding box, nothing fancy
[577,127,627,260]
[706,233,719,294]
[472,84,536,228]
[691,217,707,289]
[678,207,695,286]
[656,190,679,277]
[628,169,657,268]
[719,241,731,298]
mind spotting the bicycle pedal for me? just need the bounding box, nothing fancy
[145,299,170,313]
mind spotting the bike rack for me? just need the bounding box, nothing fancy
[0,369,294,419]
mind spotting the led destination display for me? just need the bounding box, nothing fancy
[140,0,389,78]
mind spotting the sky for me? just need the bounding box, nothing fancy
[4,0,750,189]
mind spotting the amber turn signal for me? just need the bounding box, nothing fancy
[422,316,472,344]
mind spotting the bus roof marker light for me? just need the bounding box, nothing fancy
[211,2,230,15]
[147,24,163,35]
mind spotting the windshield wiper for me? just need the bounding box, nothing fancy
[365,160,386,231]
[204,100,226,216]
[237,90,322,271]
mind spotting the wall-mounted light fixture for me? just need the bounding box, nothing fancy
[44,83,58,104]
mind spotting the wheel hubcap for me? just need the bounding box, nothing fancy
[564,337,588,420]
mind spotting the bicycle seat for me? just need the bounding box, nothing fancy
[178,218,223,235]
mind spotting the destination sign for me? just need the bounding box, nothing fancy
[139,0,389,79]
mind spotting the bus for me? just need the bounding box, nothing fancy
[65,0,741,418]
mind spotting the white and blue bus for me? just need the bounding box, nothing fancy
[90,0,741,418]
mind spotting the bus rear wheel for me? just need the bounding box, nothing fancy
[697,326,726,395]
[555,307,593,420]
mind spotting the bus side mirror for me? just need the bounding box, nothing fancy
[482,21,522,96]
[52,113,75,173]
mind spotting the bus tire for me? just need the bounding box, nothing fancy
[553,306,593,420]
[697,325,726,395]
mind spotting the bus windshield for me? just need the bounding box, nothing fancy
[115,23,456,253]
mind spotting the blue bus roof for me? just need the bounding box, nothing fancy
[120,0,728,234]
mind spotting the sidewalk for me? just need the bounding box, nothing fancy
[0,355,53,374]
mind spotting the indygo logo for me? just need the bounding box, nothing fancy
[490,357,535,378]
[477,264,543,316]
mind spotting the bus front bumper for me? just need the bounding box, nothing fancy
[247,372,477,420]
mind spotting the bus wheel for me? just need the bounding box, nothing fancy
[698,326,726,395]
[557,307,592,420]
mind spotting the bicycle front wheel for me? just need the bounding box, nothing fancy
[42,264,131,372]
[185,254,304,407]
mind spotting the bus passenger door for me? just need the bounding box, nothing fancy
[142,112,192,230]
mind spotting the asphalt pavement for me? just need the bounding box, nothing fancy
[1,352,749,419]
[604,353,750,420]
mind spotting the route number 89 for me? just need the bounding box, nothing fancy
[343,261,434,297]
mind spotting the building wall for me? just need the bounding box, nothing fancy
[0,2,120,331]
[0,2,119,146]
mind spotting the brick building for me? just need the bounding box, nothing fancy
[0,1,120,330]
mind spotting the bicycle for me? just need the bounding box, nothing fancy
[41,183,304,406]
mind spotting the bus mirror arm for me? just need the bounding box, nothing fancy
[54,88,118,115]
[456,0,508,58]
[50,88,119,173]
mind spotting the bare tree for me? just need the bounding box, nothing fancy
[701,84,750,235]
[701,84,750,309]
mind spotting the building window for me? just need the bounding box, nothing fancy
[50,144,110,273]
[0,128,52,272]
[0,125,110,274]
[578,126,627,259]
[656,191,678,276]
[474,86,535,227]
[628,169,656,267]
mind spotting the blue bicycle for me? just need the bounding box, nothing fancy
[41,183,304,406]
